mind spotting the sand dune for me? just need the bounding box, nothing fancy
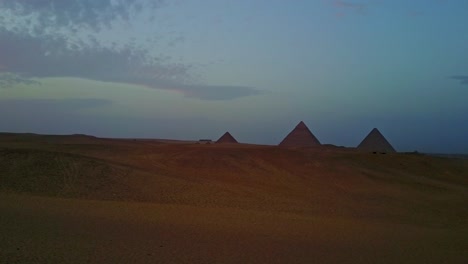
[0,133,467,263]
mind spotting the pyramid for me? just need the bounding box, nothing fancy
[357,128,396,153]
[216,132,238,144]
[279,121,321,147]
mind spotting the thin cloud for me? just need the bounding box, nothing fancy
[0,1,263,100]
[0,73,40,87]
[450,75,468,85]
[0,28,262,100]
[0,28,190,85]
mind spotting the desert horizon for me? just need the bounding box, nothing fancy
[1,130,467,157]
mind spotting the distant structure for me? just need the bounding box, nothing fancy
[198,139,213,144]
[279,121,321,147]
[357,128,396,153]
[216,132,238,144]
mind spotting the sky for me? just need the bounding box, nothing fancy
[1,0,468,153]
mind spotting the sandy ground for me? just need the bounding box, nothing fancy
[1,193,466,264]
[0,133,467,263]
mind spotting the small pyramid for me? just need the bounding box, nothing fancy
[279,121,321,147]
[357,128,396,153]
[216,132,238,144]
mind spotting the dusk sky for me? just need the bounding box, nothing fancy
[1,0,467,153]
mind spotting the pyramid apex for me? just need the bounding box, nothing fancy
[296,121,307,128]
[369,128,385,136]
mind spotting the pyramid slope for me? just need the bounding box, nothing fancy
[216,132,238,144]
[357,128,396,153]
[279,121,321,147]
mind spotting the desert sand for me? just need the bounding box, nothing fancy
[0,133,467,263]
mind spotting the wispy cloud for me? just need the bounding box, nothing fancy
[0,73,40,87]
[0,0,262,100]
[450,75,468,85]
[0,0,164,32]
[0,28,261,100]
[0,28,190,86]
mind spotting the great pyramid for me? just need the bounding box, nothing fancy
[357,128,396,153]
[216,132,238,144]
[279,121,321,147]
